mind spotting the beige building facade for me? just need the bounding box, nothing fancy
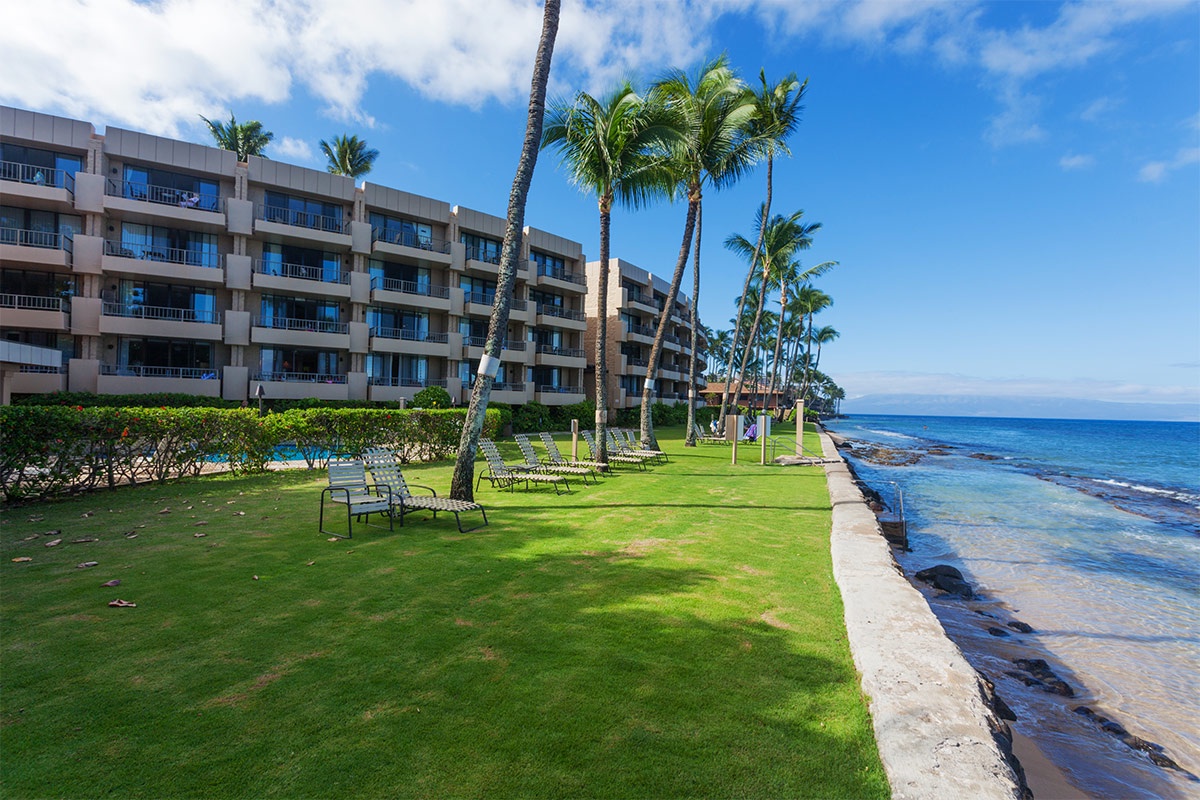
[584,258,706,409]
[1,106,589,406]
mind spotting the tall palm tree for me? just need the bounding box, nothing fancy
[639,55,757,449]
[765,257,837,418]
[717,71,807,432]
[542,82,677,461]
[725,209,828,419]
[794,286,833,403]
[320,134,379,177]
[811,325,839,374]
[200,113,273,161]
[449,0,560,501]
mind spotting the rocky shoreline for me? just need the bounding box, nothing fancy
[824,428,1199,793]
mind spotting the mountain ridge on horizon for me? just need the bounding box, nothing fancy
[840,393,1200,423]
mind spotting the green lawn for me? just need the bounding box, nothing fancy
[1,425,887,799]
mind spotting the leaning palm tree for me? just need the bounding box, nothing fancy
[639,55,758,449]
[717,70,807,433]
[542,82,678,462]
[449,0,560,501]
[320,134,379,177]
[795,286,833,402]
[200,113,273,161]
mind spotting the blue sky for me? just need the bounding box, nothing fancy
[3,0,1197,417]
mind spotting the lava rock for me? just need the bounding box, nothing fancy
[987,626,1011,637]
[1006,620,1035,634]
[916,564,963,582]
[1012,658,1074,697]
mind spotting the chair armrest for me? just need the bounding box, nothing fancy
[409,484,438,496]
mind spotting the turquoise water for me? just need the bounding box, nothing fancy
[825,415,1200,799]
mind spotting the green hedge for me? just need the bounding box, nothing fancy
[0,406,501,504]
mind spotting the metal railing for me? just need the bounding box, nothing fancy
[372,227,452,254]
[627,290,663,309]
[627,323,657,338]
[254,258,349,284]
[257,204,348,234]
[19,364,66,374]
[463,336,525,351]
[463,290,495,306]
[2,227,73,252]
[537,305,585,321]
[103,302,220,324]
[537,265,586,285]
[105,178,220,212]
[254,371,347,384]
[101,364,217,379]
[464,245,500,265]
[367,376,449,388]
[104,240,221,269]
[370,275,451,298]
[537,385,581,394]
[370,327,449,343]
[0,161,75,192]
[491,381,526,392]
[0,293,66,312]
[537,344,585,358]
[253,316,348,335]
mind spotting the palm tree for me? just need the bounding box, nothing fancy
[811,324,839,379]
[320,134,379,177]
[716,71,807,432]
[639,55,757,449]
[200,113,273,161]
[794,286,833,403]
[449,0,560,501]
[542,82,677,462]
[725,209,828,420]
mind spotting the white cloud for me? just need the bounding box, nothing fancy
[1059,153,1094,170]
[1080,95,1121,122]
[274,137,316,163]
[1138,146,1200,183]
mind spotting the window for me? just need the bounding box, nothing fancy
[1,268,74,300]
[1,206,80,247]
[0,144,82,188]
[461,232,501,264]
[368,258,430,293]
[460,359,508,386]
[620,375,643,395]
[262,243,341,282]
[118,280,217,323]
[531,250,566,274]
[0,329,74,362]
[118,338,212,371]
[369,212,434,249]
[367,307,428,337]
[263,191,343,232]
[460,275,496,305]
[260,348,341,377]
[528,289,564,308]
[369,354,428,385]
[122,165,219,211]
[259,295,340,327]
[119,223,218,267]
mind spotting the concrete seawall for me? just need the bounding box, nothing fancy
[819,429,1025,800]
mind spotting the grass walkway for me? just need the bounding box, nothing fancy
[1,425,887,799]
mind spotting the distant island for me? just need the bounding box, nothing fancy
[841,394,1200,422]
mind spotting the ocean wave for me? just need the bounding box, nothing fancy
[1091,478,1200,508]
[860,427,923,441]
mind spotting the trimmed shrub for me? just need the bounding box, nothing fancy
[549,400,595,429]
[411,386,452,409]
[512,401,551,433]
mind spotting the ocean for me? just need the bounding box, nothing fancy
[823,414,1200,799]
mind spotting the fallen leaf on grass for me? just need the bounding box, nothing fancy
[12,557,32,563]
[45,539,61,548]
[108,599,137,608]
[194,521,208,527]
[71,537,98,544]
[306,561,315,566]
[253,575,259,580]
[102,579,121,587]
[77,561,99,569]
[27,514,45,523]
[42,529,61,537]
[193,532,207,538]
[124,532,138,539]
[157,508,171,515]
[81,511,94,518]
[233,511,246,517]
[327,537,340,542]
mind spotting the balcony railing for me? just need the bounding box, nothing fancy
[104,240,221,269]
[371,227,452,255]
[537,384,581,394]
[105,179,220,212]
[257,204,348,234]
[0,293,66,312]
[0,161,74,193]
[101,364,218,379]
[370,327,449,343]
[19,364,67,374]
[103,302,220,324]
[665,333,681,345]
[367,376,449,388]
[254,258,349,284]
[537,344,585,359]
[254,371,347,384]
[491,381,526,392]
[626,357,649,368]
[627,323,657,337]
[537,265,585,285]
[463,290,495,306]
[537,305,585,321]
[2,228,73,253]
[370,275,451,298]
[464,245,500,265]
[253,316,348,335]
[463,336,525,351]
[626,290,663,309]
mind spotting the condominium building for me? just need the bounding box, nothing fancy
[0,106,587,406]
[584,258,706,409]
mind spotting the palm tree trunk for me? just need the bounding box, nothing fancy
[640,190,698,449]
[731,269,769,417]
[765,282,787,420]
[798,311,816,404]
[717,153,773,432]
[684,203,701,446]
[594,196,611,462]
[450,0,560,500]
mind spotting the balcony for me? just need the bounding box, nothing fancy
[0,162,75,210]
[253,258,351,299]
[12,363,67,394]
[368,376,448,388]
[535,304,586,330]
[254,204,351,249]
[535,384,585,405]
[371,227,453,267]
[536,264,586,288]
[625,289,662,312]
[1,228,73,268]
[98,363,222,397]
[103,240,223,284]
[369,327,452,356]
[534,343,586,368]
[103,179,224,229]
[251,316,350,349]
[252,371,350,401]
[370,275,452,310]
[100,301,222,339]
[0,293,70,330]
[626,323,657,343]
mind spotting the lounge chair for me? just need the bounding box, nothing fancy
[363,448,488,533]
[319,460,394,538]
[538,432,610,476]
[580,430,646,471]
[514,434,596,484]
[477,439,569,493]
[609,429,665,464]
[692,422,727,445]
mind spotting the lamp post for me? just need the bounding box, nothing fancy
[255,383,265,417]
